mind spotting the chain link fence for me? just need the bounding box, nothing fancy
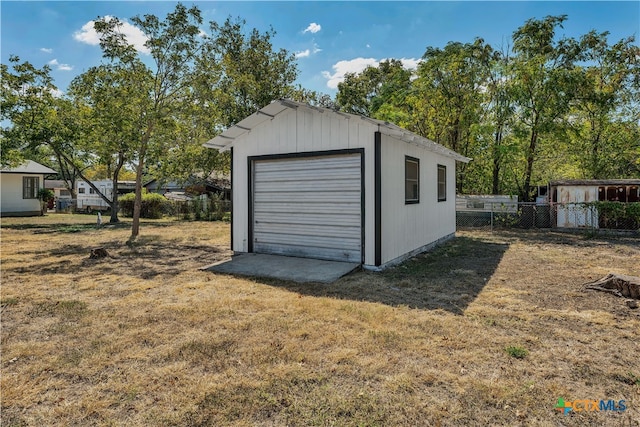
[457,202,640,232]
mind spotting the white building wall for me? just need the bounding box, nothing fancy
[556,185,599,228]
[380,135,457,265]
[231,107,377,264]
[0,173,42,215]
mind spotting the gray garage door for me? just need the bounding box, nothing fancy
[253,153,362,262]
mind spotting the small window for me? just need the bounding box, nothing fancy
[23,177,39,199]
[437,164,447,202]
[89,188,95,194]
[405,157,419,204]
[78,187,85,194]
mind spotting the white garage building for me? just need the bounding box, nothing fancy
[205,100,470,270]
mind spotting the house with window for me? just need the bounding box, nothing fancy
[1,160,57,216]
[204,99,470,270]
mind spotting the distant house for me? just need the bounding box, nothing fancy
[204,99,470,269]
[550,179,640,228]
[145,176,231,200]
[44,179,73,210]
[1,160,57,217]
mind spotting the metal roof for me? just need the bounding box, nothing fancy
[550,179,640,186]
[203,99,471,163]
[0,160,57,174]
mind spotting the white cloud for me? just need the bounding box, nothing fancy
[296,42,322,59]
[296,49,311,59]
[321,57,378,89]
[399,57,420,70]
[303,23,321,34]
[198,28,208,38]
[74,16,150,54]
[40,48,53,54]
[48,59,73,71]
[366,44,371,49]
[322,57,421,89]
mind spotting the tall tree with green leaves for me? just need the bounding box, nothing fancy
[510,15,582,200]
[410,40,489,192]
[335,59,412,124]
[571,31,640,178]
[0,57,90,197]
[92,3,204,239]
[68,63,152,222]
[196,16,299,129]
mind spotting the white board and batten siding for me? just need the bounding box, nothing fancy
[380,133,457,265]
[252,154,362,262]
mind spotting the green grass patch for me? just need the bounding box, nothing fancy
[505,345,528,359]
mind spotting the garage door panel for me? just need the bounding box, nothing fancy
[255,192,360,203]
[253,153,362,262]
[255,214,360,227]
[252,243,361,263]
[254,181,361,192]
[254,222,362,239]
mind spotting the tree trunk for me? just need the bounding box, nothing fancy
[583,274,640,299]
[522,128,538,202]
[130,142,147,240]
[492,127,503,195]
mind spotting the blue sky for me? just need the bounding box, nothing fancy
[2,1,639,96]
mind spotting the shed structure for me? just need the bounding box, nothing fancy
[550,179,640,228]
[1,160,56,216]
[205,100,470,270]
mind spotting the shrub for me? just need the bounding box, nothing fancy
[119,191,168,219]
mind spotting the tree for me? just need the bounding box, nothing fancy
[570,31,640,178]
[68,63,151,222]
[92,4,204,239]
[336,59,412,123]
[196,16,299,129]
[1,57,89,198]
[410,40,489,192]
[510,15,582,201]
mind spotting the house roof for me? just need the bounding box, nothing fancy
[0,160,57,175]
[550,179,640,186]
[204,99,471,163]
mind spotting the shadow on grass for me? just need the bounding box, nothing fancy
[6,239,225,280]
[252,236,509,315]
[1,222,130,233]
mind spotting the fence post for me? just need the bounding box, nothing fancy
[490,203,494,232]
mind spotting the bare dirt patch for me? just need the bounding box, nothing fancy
[2,215,639,426]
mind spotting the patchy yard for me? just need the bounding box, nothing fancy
[1,214,639,426]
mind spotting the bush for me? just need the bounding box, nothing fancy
[119,191,168,219]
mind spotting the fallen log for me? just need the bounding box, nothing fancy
[583,273,640,300]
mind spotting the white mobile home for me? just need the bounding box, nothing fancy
[1,160,56,216]
[205,100,470,270]
[76,180,113,212]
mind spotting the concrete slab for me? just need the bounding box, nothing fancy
[203,253,360,284]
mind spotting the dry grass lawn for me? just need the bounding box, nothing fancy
[1,214,639,426]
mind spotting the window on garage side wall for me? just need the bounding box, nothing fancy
[23,176,39,199]
[405,156,419,204]
[437,164,447,202]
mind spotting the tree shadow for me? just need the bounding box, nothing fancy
[5,239,227,280]
[253,236,509,315]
